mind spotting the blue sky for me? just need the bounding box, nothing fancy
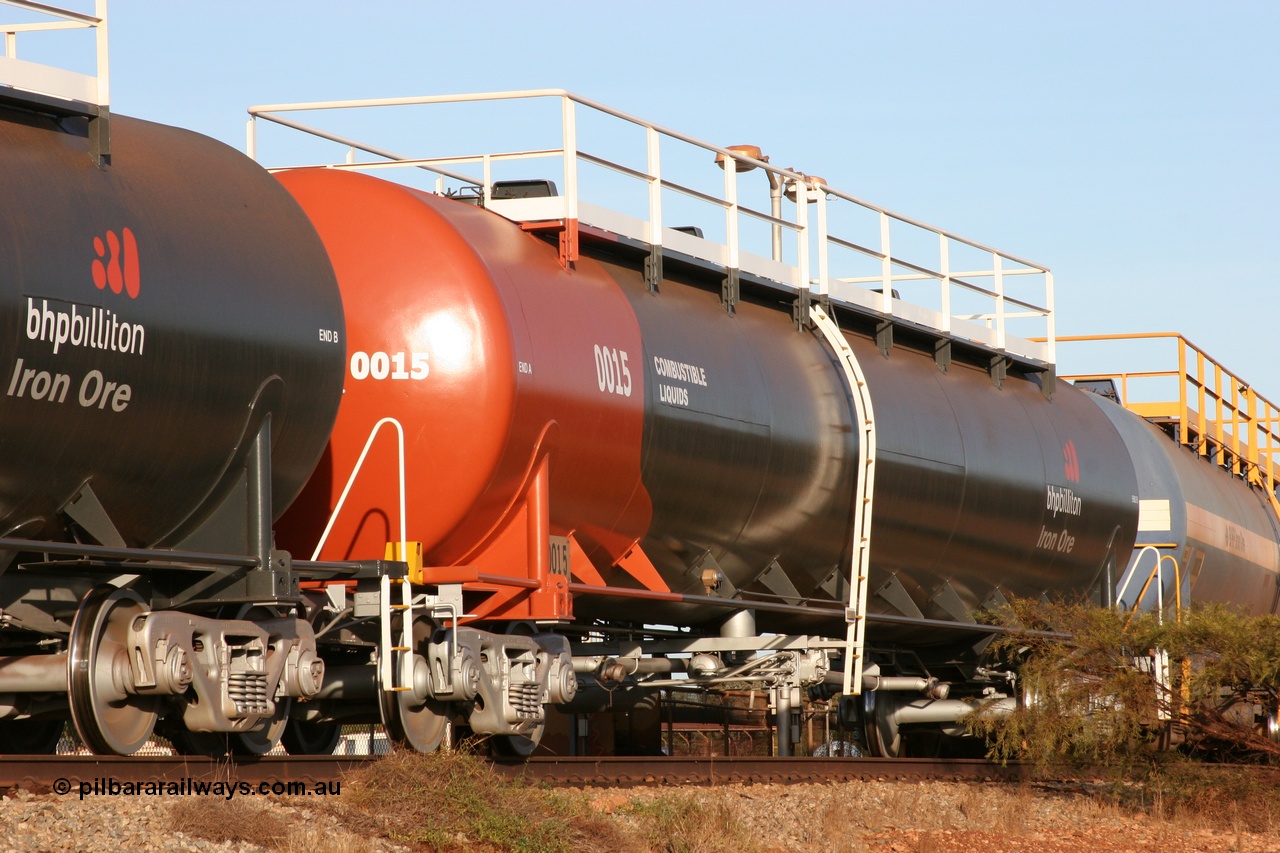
[18,2,1280,401]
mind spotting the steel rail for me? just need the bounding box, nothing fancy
[0,755,375,790]
[500,755,1028,786]
[0,753,1026,790]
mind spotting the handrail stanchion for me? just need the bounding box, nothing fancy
[562,95,578,225]
[993,253,1005,351]
[794,179,809,291]
[646,126,662,246]
[815,185,830,299]
[879,212,892,314]
[939,236,952,336]
[1044,272,1055,366]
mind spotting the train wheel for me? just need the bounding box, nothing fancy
[231,700,290,755]
[165,715,290,757]
[166,727,232,758]
[490,722,545,758]
[68,586,159,755]
[281,720,343,755]
[860,690,902,758]
[0,719,63,754]
[378,615,447,753]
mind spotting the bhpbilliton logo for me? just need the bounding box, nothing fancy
[91,227,140,298]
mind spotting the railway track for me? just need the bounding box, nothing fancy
[0,754,1026,790]
[506,756,1028,785]
[0,755,374,790]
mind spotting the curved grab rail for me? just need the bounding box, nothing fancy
[1119,544,1182,626]
[311,416,407,561]
[308,417,411,692]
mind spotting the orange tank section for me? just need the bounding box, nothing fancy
[274,169,656,622]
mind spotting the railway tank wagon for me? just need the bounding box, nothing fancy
[0,84,348,755]
[1073,347,1280,616]
[275,169,1141,638]
[262,91,1237,758]
[3,14,1278,758]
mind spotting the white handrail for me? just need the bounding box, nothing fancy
[810,305,877,697]
[0,0,108,107]
[311,416,407,560]
[306,417,415,692]
[247,90,1055,365]
[1116,544,1160,610]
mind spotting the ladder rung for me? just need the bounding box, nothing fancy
[391,646,411,651]
[389,603,410,610]
[390,686,412,692]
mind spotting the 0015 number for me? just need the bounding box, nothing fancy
[594,345,632,397]
[350,351,429,381]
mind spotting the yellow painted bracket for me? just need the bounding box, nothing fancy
[385,540,425,584]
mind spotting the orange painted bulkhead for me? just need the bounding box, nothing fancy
[275,169,653,621]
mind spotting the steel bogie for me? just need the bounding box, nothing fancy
[449,628,576,746]
[125,608,322,735]
[62,585,326,755]
[298,600,578,755]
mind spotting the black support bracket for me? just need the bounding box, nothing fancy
[721,268,739,314]
[933,339,952,373]
[88,106,110,167]
[875,320,894,356]
[793,287,811,331]
[989,355,1009,388]
[644,244,662,293]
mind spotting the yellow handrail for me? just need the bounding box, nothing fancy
[1050,333,1280,517]
[1122,546,1182,627]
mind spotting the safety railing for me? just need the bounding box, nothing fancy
[0,1,108,107]
[1056,333,1280,500]
[1118,545,1182,623]
[311,417,416,693]
[246,90,1055,366]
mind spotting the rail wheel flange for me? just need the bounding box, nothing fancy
[378,614,447,753]
[68,586,159,755]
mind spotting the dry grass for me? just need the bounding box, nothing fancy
[168,797,292,850]
[166,749,1280,852]
[332,749,642,853]
[621,792,759,853]
[1094,761,1280,833]
[169,796,373,852]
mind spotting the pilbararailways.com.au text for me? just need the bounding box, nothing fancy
[56,777,341,800]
